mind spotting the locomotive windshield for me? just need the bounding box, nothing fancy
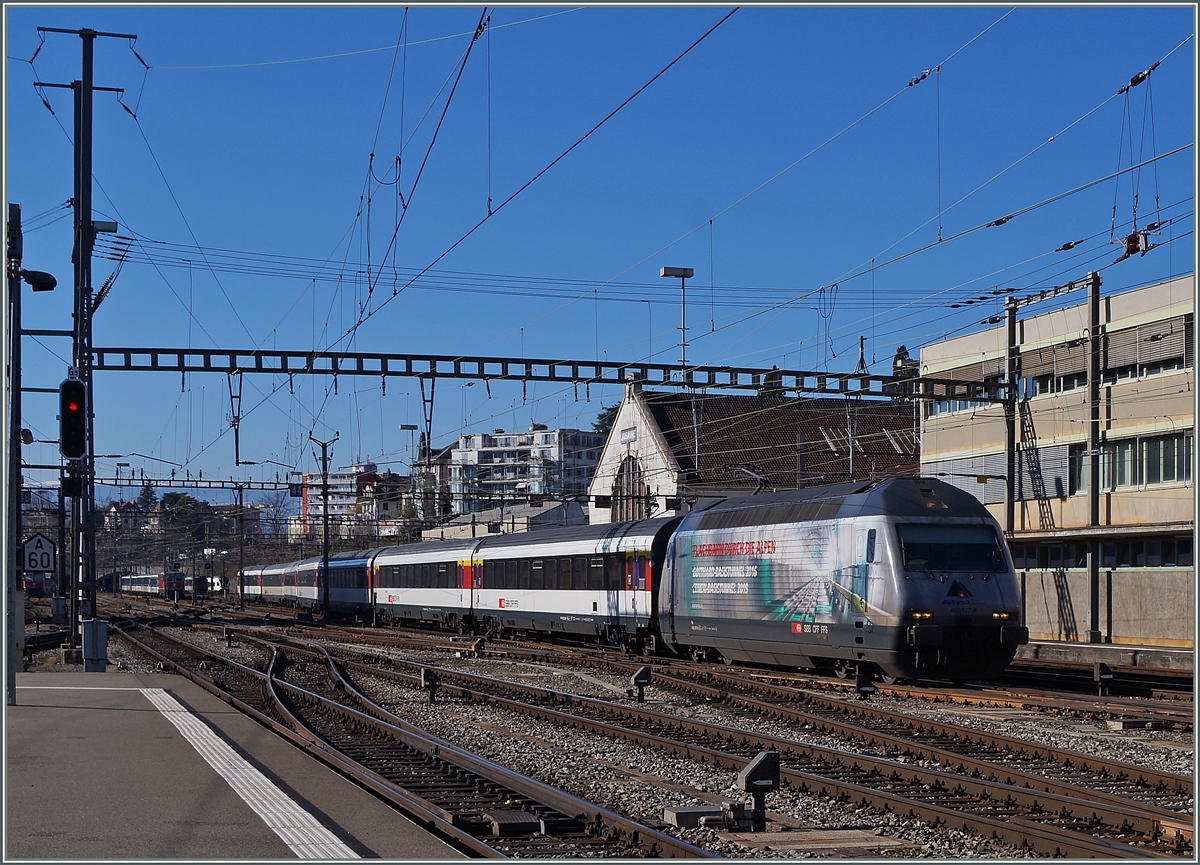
[897,524,1006,573]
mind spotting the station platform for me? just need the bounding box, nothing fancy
[1016,640,1193,671]
[5,670,467,861]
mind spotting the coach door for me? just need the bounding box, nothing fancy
[854,528,875,631]
[621,551,638,623]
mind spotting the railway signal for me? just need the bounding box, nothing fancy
[59,379,86,459]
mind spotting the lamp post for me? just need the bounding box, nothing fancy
[399,424,418,471]
[7,203,57,706]
[660,267,694,370]
[399,424,419,535]
[661,267,698,499]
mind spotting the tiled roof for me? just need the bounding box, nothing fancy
[638,390,919,491]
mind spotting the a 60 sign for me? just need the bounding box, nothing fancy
[21,534,57,573]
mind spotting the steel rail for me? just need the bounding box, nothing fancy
[306,643,1170,859]
[121,624,710,858]
[264,643,714,859]
[681,667,1193,799]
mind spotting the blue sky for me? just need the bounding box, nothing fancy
[5,4,1195,505]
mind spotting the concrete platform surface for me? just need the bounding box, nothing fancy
[1016,640,1193,671]
[5,670,467,861]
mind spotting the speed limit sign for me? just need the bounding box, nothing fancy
[21,534,56,573]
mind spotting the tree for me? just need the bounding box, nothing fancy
[592,402,621,435]
[160,492,212,541]
[136,482,158,513]
[257,489,296,539]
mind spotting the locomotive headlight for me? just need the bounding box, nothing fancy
[992,612,1012,620]
[910,611,934,620]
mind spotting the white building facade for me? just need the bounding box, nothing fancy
[301,461,377,537]
[448,424,603,514]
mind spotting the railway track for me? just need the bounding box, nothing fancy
[632,663,1194,813]
[255,631,1190,858]
[113,623,711,859]
[1005,659,1193,699]
[101,599,1191,737]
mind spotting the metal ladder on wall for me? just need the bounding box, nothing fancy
[1017,399,1056,531]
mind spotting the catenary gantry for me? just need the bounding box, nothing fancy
[91,346,1005,402]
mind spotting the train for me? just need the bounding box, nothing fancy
[120,571,187,598]
[21,573,52,597]
[240,477,1028,681]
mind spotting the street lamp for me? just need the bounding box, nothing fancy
[660,267,693,370]
[7,203,57,706]
[399,424,419,471]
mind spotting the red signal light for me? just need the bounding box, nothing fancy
[67,401,79,412]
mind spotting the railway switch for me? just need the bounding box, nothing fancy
[737,751,780,832]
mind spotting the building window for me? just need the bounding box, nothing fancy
[1103,364,1137,385]
[611,455,648,522]
[1057,371,1087,392]
[1100,440,1134,490]
[1019,374,1055,400]
[1068,444,1088,495]
[1142,357,1184,378]
[1142,433,1192,485]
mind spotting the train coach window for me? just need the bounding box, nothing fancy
[531,560,544,590]
[559,558,574,590]
[897,524,1006,573]
[605,556,623,591]
[484,560,495,588]
[518,560,530,590]
[544,558,557,588]
[589,558,605,591]
[438,562,450,588]
[866,529,876,563]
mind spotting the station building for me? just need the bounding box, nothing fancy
[587,383,920,524]
[919,275,1193,649]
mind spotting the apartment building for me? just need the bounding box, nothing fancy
[448,423,603,515]
[301,461,377,535]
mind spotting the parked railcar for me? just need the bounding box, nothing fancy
[120,573,164,596]
[22,573,51,597]
[657,478,1026,681]
[164,568,185,600]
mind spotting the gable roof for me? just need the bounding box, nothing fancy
[637,390,918,492]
